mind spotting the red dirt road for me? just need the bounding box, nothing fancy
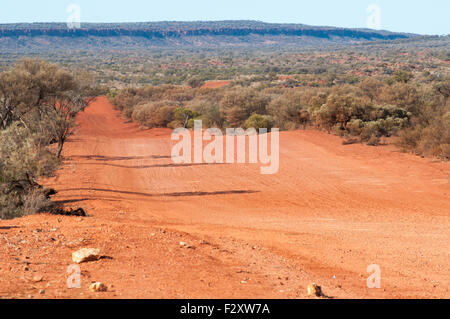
[1,97,449,299]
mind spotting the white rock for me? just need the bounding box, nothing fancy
[72,248,100,264]
[89,282,107,292]
[32,275,43,283]
[307,283,324,298]
[179,241,194,249]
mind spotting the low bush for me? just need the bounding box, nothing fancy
[131,101,178,128]
[244,114,274,131]
[0,124,58,219]
[267,91,310,130]
[220,89,270,127]
[170,107,200,128]
[398,107,450,159]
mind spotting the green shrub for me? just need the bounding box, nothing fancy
[397,126,422,151]
[0,124,58,184]
[131,101,177,128]
[393,70,414,83]
[201,104,224,128]
[220,89,270,127]
[0,124,58,219]
[244,114,274,131]
[314,94,357,132]
[170,107,200,128]
[267,92,310,130]
[416,110,450,159]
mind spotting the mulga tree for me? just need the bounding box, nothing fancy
[0,59,94,218]
[0,59,93,158]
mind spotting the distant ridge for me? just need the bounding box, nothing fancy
[0,20,417,50]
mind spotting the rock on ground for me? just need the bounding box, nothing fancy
[89,282,107,292]
[72,248,100,264]
[307,283,325,298]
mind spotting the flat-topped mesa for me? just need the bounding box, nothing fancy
[0,21,415,50]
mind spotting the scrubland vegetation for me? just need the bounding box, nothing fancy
[0,59,95,219]
[109,47,450,159]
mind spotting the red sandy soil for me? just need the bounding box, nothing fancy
[1,97,449,299]
[201,81,230,89]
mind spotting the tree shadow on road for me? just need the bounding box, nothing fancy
[69,155,172,161]
[58,188,259,198]
[80,162,229,169]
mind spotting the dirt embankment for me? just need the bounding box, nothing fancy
[1,97,449,299]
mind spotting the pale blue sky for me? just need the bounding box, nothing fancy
[0,0,448,35]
